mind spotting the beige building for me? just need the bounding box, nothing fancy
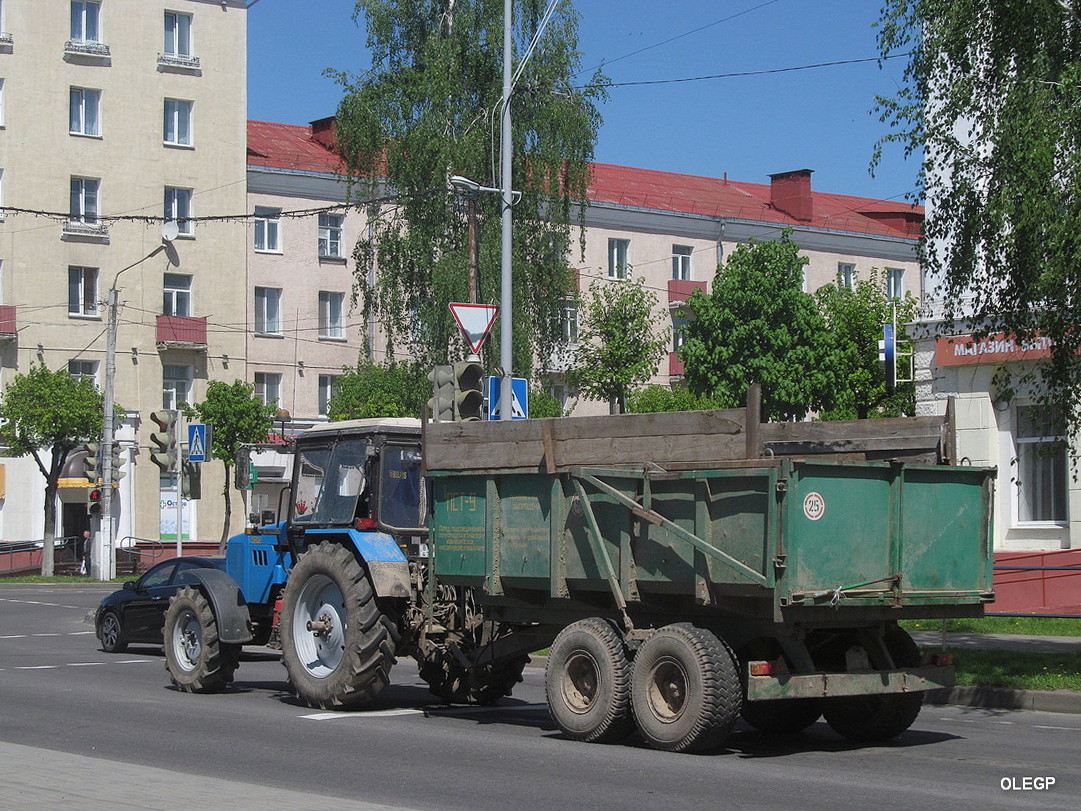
[0,0,249,561]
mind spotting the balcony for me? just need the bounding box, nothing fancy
[61,220,110,243]
[157,52,201,72]
[0,306,16,341]
[0,31,13,52]
[668,351,685,377]
[64,39,111,59]
[668,279,707,308]
[157,315,207,350]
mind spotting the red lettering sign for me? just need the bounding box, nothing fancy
[935,332,1054,367]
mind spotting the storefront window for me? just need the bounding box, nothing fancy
[1015,404,1068,523]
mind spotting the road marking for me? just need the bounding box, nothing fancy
[67,662,107,667]
[32,633,62,637]
[115,659,152,664]
[302,709,424,720]
[1034,725,1080,731]
[15,665,58,670]
[429,703,548,715]
[301,702,549,721]
[1,631,100,639]
[0,598,81,610]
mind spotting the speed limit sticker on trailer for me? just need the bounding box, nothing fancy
[803,492,826,521]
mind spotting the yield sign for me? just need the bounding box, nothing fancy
[449,303,499,354]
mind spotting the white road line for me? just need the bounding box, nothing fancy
[302,709,424,720]
[32,633,62,637]
[0,598,81,610]
[66,662,107,667]
[0,635,28,639]
[114,659,152,664]
[15,665,58,670]
[70,631,95,636]
[1034,725,1080,731]
[301,703,549,721]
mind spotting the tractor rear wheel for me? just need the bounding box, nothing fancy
[280,542,398,710]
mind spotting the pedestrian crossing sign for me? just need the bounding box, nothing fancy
[188,424,210,462]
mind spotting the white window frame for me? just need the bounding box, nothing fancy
[164,186,194,236]
[164,10,193,57]
[561,301,578,343]
[318,213,344,258]
[318,374,339,418]
[70,1,102,43]
[68,359,98,383]
[69,87,101,137]
[163,364,192,410]
[163,273,192,317]
[837,262,855,289]
[69,176,100,224]
[163,98,193,147]
[318,291,345,340]
[1012,403,1069,526]
[608,238,630,280]
[254,206,281,252]
[255,286,282,335]
[254,372,282,407]
[887,267,905,300]
[672,315,688,352]
[68,266,99,317]
[0,79,5,128]
[672,245,693,281]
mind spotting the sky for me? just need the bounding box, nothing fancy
[246,0,918,202]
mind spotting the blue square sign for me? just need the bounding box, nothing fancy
[487,377,528,419]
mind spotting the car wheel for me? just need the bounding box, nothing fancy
[98,610,128,653]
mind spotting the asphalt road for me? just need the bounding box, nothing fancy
[2,583,1080,811]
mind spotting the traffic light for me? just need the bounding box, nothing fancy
[82,442,101,483]
[454,359,485,421]
[181,460,201,500]
[87,487,102,515]
[149,410,178,471]
[428,365,456,423]
[109,442,126,482]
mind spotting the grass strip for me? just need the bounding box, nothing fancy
[901,616,1081,637]
[948,649,1081,692]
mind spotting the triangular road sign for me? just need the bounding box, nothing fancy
[449,303,499,354]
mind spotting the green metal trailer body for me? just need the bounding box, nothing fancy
[428,458,994,624]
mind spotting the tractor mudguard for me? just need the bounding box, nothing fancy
[302,529,412,599]
[182,568,255,644]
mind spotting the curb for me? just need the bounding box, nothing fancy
[925,686,1081,715]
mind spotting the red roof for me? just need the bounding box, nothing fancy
[247,120,922,240]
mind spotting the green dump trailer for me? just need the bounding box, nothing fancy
[424,408,994,753]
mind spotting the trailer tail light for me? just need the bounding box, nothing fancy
[922,652,953,667]
[354,518,378,531]
[749,661,776,677]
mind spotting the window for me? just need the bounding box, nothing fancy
[561,301,578,343]
[69,177,100,224]
[608,238,629,279]
[254,207,280,252]
[672,315,688,352]
[69,87,101,136]
[1015,405,1068,524]
[887,267,905,299]
[164,187,193,236]
[70,1,101,43]
[318,291,345,339]
[68,359,97,382]
[672,245,693,281]
[163,273,192,317]
[163,98,192,146]
[255,287,282,335]
[164,11,192,57]
[0,79,5,127]
[254,372,281,407]
[68,266,98,316]
[163,364,191,410]
[837,262,855,289]
[318,374,339,417]
[318,214,343,258]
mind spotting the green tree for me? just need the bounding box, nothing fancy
[815,271,919,419]
[680,235,839,421]
[527,385,564,418]
[331,0,606,373]
[328,361,429,420]
[187,380,276,549]
[626,385,726,414]
[0,364,105,576]
[567,275,667,414]
[877,0,1081,438]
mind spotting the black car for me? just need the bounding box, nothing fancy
[95,556,226,653]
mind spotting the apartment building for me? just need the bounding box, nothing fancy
[0,1,249,548]
[247,120,923,420]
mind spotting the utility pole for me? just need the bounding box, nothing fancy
[499,0,514,421]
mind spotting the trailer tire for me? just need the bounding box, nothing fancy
[420,652,530,706]
[280,542,397,710]
[546,618,635,744]
[631,623,741,753]
[164,586,241,693]
[822,627,924,742]
[741,698,823,734]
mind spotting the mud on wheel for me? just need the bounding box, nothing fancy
[279,541,399,710]
[163,586,241,693]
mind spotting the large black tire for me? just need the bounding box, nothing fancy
[164,586,241,693]
[822,626,924,742]
[630,624,742,754]
[280,542,398,710]
[419,650,530,705]
[545,618,635,743]
[98,609,128,653]
[741,698,823,734]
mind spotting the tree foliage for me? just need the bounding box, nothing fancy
[527,385,564,418]
[331,0,606,373]
[187,380,276,548]
[327,361,429,420]
[625,385,727,414]
[0,364,105,575]
[877,0,1081,437]
[816,270,919,419]
[680,235,839,422]
[567,275,667,413]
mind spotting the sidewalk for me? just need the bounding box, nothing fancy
[911,630,1081,714]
